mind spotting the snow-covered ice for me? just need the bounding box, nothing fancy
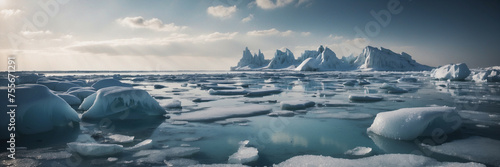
[56,93,82,105]
[172,105,272,122]
[125,139,153,151]
[472,67,500,82]
[431,63,471,81]
[268,110,295,117]
[344,147,372,156]
[423,136,500,166]
[91,79,132,90]
[280,100,315,110]
[107,134,134,144]
[367,106,462,140]
[228,140,259,164]
[81,86,166,120]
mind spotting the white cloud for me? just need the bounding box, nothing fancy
[20,30,53,38]
[1,9,22,17]
[116,16,187,32]
[301,32,311,36]
[241,14,254,23]
[197,32,238,42]
[328,34,343,40]
[247,28,294,36]
[256,0,294,10]
[207,5,237,18]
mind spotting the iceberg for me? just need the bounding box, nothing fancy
[275,154,484,167]
[295,46,351,71]
[367,106,462,140]
[266,48,297,69]
[91,79,132,90]
[163,99,182,109]
[67,142,124,157]
[472,67,500,82]
[422,136,500,166]
[355,46,432,71]
[56,93,82,106]
[228,140,259,164]
[81,86,166,120]
[431,63,471,81]
[67,87,96,101]
[231,47,270,70]
[0,84,80,138]
[171,105,272,122]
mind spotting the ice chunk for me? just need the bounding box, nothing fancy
[0,84,80,137]
[91,79,132,90]
[172,105,271,122]
[244,88,282,97]
[280,100,315,110]
[56,93,82,105]
[81,86,166,120]
[267,48,296,69]
[171,121,189,125]
[348,95,383,102]
[472,68,500,82]
[107,134,134,144]
[163,100,182,109]
[164,158,199,166]
[275,154,484,167]
[215,118,251,125]
[423,136,500,166]
[202,85,238,90]
[367,106,462,140]
[125,139,153,151]
[431,63,471,81]
[208,89,248,95]
[67,87,96,101]
[192,97,218,102]
[79,92,97,110]
[379,83,408,94]
[344,147,372,156]
[355,46,432,71]
[228,140,259,164]
[67,142,124,157]
[268,110,295,117]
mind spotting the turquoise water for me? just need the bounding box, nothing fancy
[1,71,499,166]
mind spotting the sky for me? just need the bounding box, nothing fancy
[0,0,499,71]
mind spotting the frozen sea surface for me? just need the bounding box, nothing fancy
[1,71,500,166]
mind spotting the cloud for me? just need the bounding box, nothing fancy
[255,0,294,9]
[116,16,187,32]
[328,34,343,40]
[197,32,238,42]
[247,28,294,36]
[301,32,311,36]
[241,14,254,23]
[1,9,22,17]
[207,5,237,18]
[20,30,53,38]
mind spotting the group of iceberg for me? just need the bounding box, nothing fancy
[472,66,500,82]
[231,45,432,71]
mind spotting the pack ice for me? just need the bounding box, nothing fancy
[228,140,259,164]
[80,86,166,120]
[0,84,80,138]
[367,106,462,140]
[171,105,272,122]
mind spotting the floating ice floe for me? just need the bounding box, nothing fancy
[344,147,372,156]
[215,118,251,125]
[228,140,259,164]
[192,97,218,102]
[67,87,96,100]
[0,84,80,138]
[422,136,500,166]
[208,89,249,95]
[107,134,134,144]
[274,154,484,167]
[431,63,471,81]
[67,142,124,157]
[268,110,295,117]
[172,105,272,122]
[280,100,315,110]
[125,139,153,151]
[379,83,408,94]
[91,79,132,90]
[348,95,383,102]
[397,77,418,83]
[244,88,282,97]
[80,86,166,120]
[163,100,182,109]
[367,106,462,140]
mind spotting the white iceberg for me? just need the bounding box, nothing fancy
[228,140,259,164]
[295,46,351,71]
[67,87,96,101]
[275,154,484,167]
[81,86,166,120]
[0,84,80,138]
[91,79,132,90]
[171,105,272,122]
[163,99,182,109]
[367,106,462,140]
[67,142,124,157]
[266,48,297,69]
[472,67,500,82]
[354,46,432,71]
[280,100,315,110]
[431,63,471,81]
[231,47,269,70]
[422,136,500,166]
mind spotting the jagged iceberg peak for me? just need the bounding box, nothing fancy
[296,46,351,71]
[232,47,270,70]
[355,46,432,71]
[266,48,297,69]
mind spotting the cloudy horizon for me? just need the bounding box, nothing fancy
[1,0,499,71]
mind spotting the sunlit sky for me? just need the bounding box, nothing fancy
[1,0,499,71]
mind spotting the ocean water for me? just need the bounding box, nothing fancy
[1,71,499,166]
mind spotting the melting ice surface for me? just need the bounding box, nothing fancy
[1,71,500,166]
